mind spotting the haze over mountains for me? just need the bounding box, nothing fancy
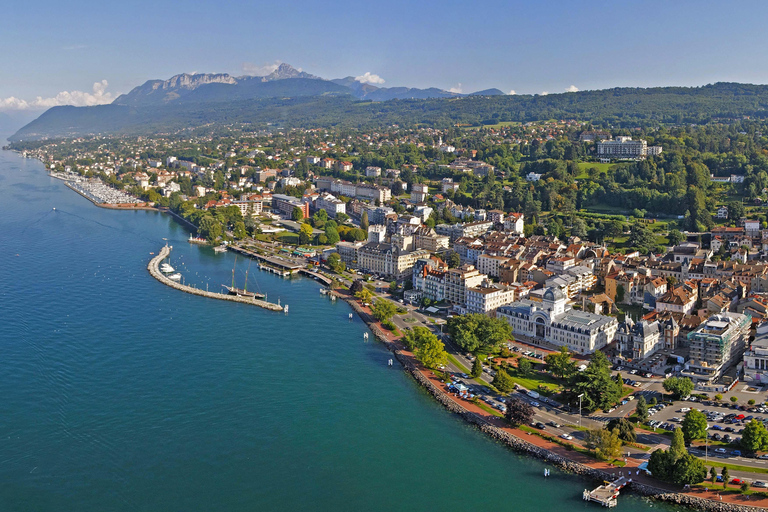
[9,63,768,142]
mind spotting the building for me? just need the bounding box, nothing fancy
[496,287,618,354]
[336,241,366,266]
[365,166,381,177]
[441,177,460,193]
[356,243,430,280]
[616,319,661,360]
[717,206,729,220]
[232,200,263,218]
[597,137,661,159]
[744,322,768,384]
[476,254,510,278]
[368,224,387,243]
[411,183,429,203]
[445,264,486,306]
[682,312,750,383]
[504,213,525,234]
[412,226,449,252]
[315,192,346,218]
[272,193,309,218]
[466,281,517,315]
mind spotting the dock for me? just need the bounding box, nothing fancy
[147,246,284,312]
[582,476,629,508]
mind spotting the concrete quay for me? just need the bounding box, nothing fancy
[147,246,284,312]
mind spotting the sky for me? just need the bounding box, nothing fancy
[3,0,768,112]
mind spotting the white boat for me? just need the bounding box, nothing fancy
[160,263,175,273]
[168,273,182,281]
[213,245,227,253]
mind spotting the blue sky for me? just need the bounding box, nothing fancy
[3,0,768,110]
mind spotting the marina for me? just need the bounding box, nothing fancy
[147,245,283,312]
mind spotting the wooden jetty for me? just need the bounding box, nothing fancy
[582,476,629,508]
[147,246,283,312]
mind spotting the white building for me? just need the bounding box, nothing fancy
[683,313,750,383]
[496,288,618,354]
[368,224,387,243]
[744,322,768,384]
[315,193,346,218]
[466,281,517,315]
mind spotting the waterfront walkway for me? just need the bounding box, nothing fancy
[147,246,284,312]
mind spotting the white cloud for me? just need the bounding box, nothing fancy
[508,89,516,95]
[566,85,579,93]
[355,72,385,85]
[0,80,114,111]
[242,60,282,76]
[448,83,463,94]
[540,91,549,96]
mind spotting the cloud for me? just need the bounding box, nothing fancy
[566,85,579,93]
[0,80,114,111]
[448,83,463,94]
[540,91,549,96]
[355,72,385,85]
[508,89,516,95]
[242,60,282,76]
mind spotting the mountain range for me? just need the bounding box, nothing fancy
[8,64,768,142]
[112,63,504,107]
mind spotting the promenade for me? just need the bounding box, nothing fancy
[147,245,284,312]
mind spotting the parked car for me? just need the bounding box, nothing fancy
[548,421,561,428]
[534,422,546,430]
[731,450,742,457]
[560,433,573,440]
[754,481,768,488]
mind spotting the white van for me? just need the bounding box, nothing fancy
[527,390,540,399]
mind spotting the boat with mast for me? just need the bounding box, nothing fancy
[222,256,265,299]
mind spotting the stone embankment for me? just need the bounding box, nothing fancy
[333,289,765,512]
[148,246,284,312]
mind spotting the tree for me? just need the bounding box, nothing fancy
[326,253,345,273]
[415,334,448,369]
[586,428,622,461]
[491,369,515,393]
[569,350,623,413]
[291,206,304,222]
[517,357,533,376]
[355,287,373,304]
[715,394,723,402]
[446,251,461,269]
[447,314,511,354]
[471,358,483,378]
[635,396,649,424]
[571,218,588,238]
[681,409,708,443]
[709,466,717,484]
[545,346,576,379]
[663,376,694,399]
[402,326,436,351]
[730,396,739,404]
[669,427,686,463]
[606,418,636,443]
[325,226,340,245]
[505,397,534,427]
[667,229,685,246]
[349,279,364,295]
[233,220,247,239]
[616,284,625,303]
[388,281,398,294]
[629,222,657,251]
[199,216,223,242]
[741,480,750,493]
[671,453,707,485]
[361,211,369,231]
[372,298,398,322]
[721,467,729,488]
[299,222,314,245]
[648,449,673,481]
[741,419,768,454]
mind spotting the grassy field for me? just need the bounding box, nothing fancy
[575,162,616,178]
[463,121,521,130]
[274,232,299,244]
[508,371,562,393]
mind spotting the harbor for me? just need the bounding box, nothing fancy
[583,476,630,507]
[147,245,284,312]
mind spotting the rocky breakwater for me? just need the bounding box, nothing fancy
[148,246,284,312]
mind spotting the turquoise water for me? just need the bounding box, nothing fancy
[0,148,674,511]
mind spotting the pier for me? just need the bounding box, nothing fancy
[147,246,284,312]
[582,476,629,508]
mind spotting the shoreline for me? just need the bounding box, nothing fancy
[333,289,767,512]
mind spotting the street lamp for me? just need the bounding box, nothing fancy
[578,393,585,429]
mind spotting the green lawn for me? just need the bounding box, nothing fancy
[475,401,504,417]
[508,371,562,393]
[274,232,298,244]
[446,353,471,374]
[576,162,615,178]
